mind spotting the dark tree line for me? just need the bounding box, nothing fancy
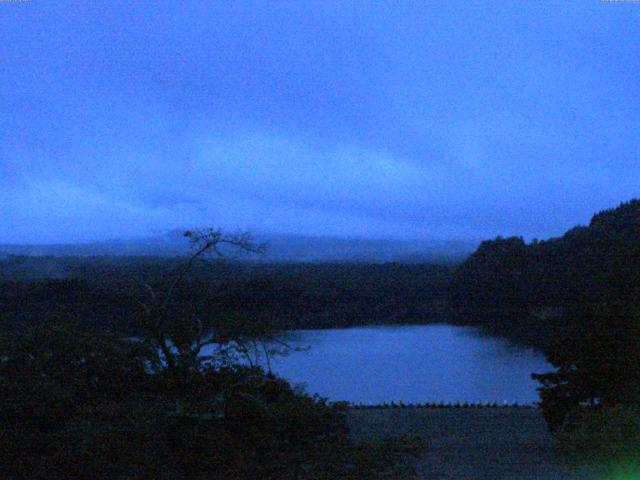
[451,199,640,465]
[0,230,425,479]
[450,199,640,347]
[0,258,452,335]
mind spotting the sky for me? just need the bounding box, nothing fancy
[2,1,640,244]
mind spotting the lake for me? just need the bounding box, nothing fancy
[246,325,552,405]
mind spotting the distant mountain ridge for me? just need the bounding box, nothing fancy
[0,232,478,265]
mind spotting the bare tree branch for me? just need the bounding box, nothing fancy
[136,228,267,377]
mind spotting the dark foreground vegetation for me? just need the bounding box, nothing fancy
[451,199,640,472]
[0,257,451,334]
[0,230,425,479]
[0,318,424,480]
[5,199,640,476]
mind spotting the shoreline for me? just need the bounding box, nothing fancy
[347,402,536,409]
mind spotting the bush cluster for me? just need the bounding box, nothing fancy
[0,320,423,479]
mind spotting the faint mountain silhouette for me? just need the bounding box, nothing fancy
[0,231,478,264]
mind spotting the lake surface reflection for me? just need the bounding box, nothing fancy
[263,325,551,405]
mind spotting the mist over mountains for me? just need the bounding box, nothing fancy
[0,231,478,264]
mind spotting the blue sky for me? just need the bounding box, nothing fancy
[2,1,640,243]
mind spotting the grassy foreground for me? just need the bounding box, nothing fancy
[347,408,601,480]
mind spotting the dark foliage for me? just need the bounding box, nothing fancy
[450,198,640,348]
[531,304,640,432]
[0,259,452,334]
[450,198,640,455]
[0,319,423,479]
[0,230,427,479]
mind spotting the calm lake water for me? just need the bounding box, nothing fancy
[257,325,551,405]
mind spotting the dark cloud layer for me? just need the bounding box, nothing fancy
[2,1,639,243]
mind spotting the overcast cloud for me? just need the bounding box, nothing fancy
[2,1,640,243]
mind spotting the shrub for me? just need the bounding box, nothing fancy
[0,320,424,479]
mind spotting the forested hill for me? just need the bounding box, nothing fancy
[0,258,452,333]
[450,199,640,345]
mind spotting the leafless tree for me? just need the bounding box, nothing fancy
[137,229,268,376]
